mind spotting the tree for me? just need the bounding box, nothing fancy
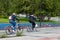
[39,0,57,21]
[0,0,60,20]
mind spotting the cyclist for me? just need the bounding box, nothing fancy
[29,14,36,31]
[9,13,19,32]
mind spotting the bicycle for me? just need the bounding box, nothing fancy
[27,24,39,32]
[5,23,23,35]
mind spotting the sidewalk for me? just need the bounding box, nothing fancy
[0,27,60,40]
[0,34,60,40]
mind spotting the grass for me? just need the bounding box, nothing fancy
[0,18,9,23]
[0,34,8,38]
[0,18,29,23]
[16,31,23,36]
[0,32,23,38]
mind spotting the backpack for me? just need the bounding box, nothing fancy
[9,16,12,19]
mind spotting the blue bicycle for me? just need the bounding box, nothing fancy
[5,23,23,35]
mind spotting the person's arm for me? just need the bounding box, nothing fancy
[15,16,20,22]
[34,16,36,20]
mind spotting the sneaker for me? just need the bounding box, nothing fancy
[13,30,15,32]
[12,30,16,34]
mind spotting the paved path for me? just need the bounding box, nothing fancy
[0,27,60,40]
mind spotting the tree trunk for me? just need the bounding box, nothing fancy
[48,16,51,21]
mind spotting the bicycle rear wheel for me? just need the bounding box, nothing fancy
[27,26,32,32]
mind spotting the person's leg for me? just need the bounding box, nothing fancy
[10,20,16,31]
[32,22,35,30]
[12,21,16,31]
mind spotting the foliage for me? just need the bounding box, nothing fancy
[0,0,60,21]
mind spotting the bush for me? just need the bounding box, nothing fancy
[19,17,40,22]
[20,17,29,21]
[43,20,56,22]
